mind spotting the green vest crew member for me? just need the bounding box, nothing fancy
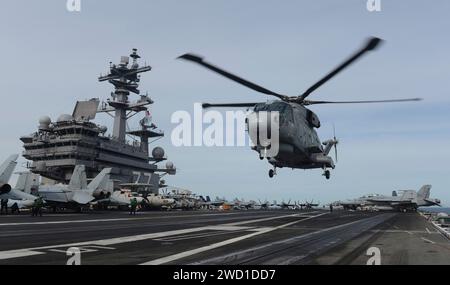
[130,198,138,215]
[33,198,44,217]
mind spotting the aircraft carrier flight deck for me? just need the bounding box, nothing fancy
[0,210,448,265]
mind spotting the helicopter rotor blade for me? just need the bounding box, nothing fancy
[298,37,383,101]
[334,145,338,163]
[178,53,287,100]
[303,98,422,105]
[333,124,336,140]
[202,102,260,108]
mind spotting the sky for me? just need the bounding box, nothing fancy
[0,0,449,205]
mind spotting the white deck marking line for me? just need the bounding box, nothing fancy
[86,246,116,250]
[189,214,393,265]
[48,249,75,253]
[406,231,413,235]
[0,251,45,260]
[155,231,240,242]
[226,211,319,226]
[373,230,438,234]
[48,245,116,254]
[0,218,147,227]
[0,212,256,227]
[153,226,255,242]
[206,225,256,231]
[277,255,307,265]
[421,237,436,244]
[140,212,328,265]
[0,212,302,260]
[426,228,432,234]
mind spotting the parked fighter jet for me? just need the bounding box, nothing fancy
[298,200,320,210]
[145,194,176,209]
[198,196,232,210]
[210,196,228,207]
[338,195,376,210]
[0,154,19,195]
[38,165,112,210]
[0,155,40,209]
[268,201,282,210]
[366,185,440,211]
[232,198,256,210]
[94,188,144,209]
[258,199,270,210]
[165,187,204,210]
[280,199,297,210]
[2,172,40,209]
[94,187,175,210]
[338,185,440,212]
[197,196,223,209]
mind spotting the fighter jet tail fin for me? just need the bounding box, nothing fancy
[149,173,160,191]
[417,185,431,199]
[87,168,112,194]
[15,172,40,194]
[69,165,88,190]
[14,172,28,192]
[0,154,19,184]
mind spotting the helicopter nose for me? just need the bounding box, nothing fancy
[246,111,278,147]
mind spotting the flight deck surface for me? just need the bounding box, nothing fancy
[0,210,448,265]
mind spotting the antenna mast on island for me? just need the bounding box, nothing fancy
[98,49,153,143]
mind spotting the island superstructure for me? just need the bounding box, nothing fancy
[20,49,175,193]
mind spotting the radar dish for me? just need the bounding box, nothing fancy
[72,99,100,121]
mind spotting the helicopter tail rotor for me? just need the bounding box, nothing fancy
[333,125,339,163]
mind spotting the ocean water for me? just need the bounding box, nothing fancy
[420,207,450,214]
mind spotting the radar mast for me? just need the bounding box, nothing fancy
[98,49,153,144]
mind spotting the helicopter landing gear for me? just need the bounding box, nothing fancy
[322,169,331,180]
[260,148,270,160]
[269,168,277,178]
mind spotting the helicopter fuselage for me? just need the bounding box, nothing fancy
[249,101,335,171]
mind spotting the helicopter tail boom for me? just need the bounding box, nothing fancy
[322,138,338,157]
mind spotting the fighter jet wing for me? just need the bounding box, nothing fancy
[366,198,401,204]
[4,189,37,201]
[424,199,441,206]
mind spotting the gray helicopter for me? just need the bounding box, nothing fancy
[179,37,421,179]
